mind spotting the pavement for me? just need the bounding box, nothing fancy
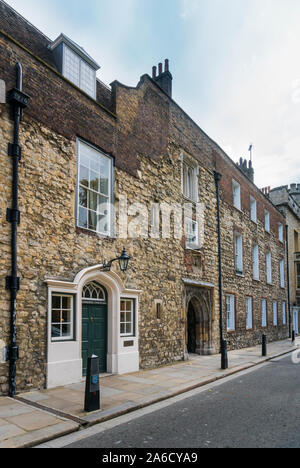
[0,337,298,448]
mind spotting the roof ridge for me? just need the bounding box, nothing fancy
[0,0,52,43]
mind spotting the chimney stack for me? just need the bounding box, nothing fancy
[236,157,255,183]
[152,59,173,98]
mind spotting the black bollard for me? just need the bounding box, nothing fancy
[84,355,101,413]
[221,339,229,370]
[292,331,296,344]
[262,334,267,357]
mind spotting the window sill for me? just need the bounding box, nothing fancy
[235,272,244,277]
[253,278,261,283]
[183,195,198,205]
[186,246,202,252]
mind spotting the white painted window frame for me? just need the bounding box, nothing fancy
[246,296,253,330]
[273,301,278,326]
[232,180,241,210]
[282,302,287,326]
[280,259,285,288]
[181,155,199,203]
[76,139,114,237]
[226,294,235,331]
[51,294,74,342]
[265,210,270,233]
[63,44,96,99]
[234,233,243,275]
[278,224,284,243]
[250,196,257,223]
[185,217,200,250]
[120,298,135,337]
[252,244,260,280]
[266,251,272,284]
[261,299,267,328]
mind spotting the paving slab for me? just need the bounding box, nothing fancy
[0,398,79,448]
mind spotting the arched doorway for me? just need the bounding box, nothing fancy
[185,286,215,356]
[187,302,197,353]
[82,281,108,376]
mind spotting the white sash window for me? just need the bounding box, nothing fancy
[235,234,243,275]
[262,299,267,327]
[252,244,260,280]
[282,302,287,326]
[273,301,278,326]
[266,252,272,284]
[246,297,253,330]
[280,259,285,288]
[233,180,241,210]
[226,295,235,331]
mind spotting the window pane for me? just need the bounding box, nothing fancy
[90,171,100,192]
[89,191,99,212]
[62,324,71,338]
[52,310,61,323]
[79,207,88,229]
[52,296,61,309]
[51,324,61,338]
[126,324,132,334]
[62,297,71,310]
[88,210,97,231]
[120,324,125,335]
[79,187,88,208]
[64,46,80,86]
[62,310,71,323]
[81,61,95,97]
[79,165,89,187]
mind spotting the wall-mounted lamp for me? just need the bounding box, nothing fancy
[101,248,131,273]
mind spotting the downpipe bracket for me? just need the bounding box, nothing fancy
[8,142,22,161]
[6,208,21,225]
[5,276,20,292]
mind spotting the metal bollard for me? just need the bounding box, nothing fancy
[292,331,296,344]
[221,339,229,370]
[84,355,100,413]
[262,334,267,357]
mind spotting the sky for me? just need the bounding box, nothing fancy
[4,0,300,189]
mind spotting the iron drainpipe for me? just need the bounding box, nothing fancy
[6,63,30,397]
[286,224,292,338]
[214,172,224,347]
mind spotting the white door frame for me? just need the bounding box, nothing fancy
[46,265,141,389]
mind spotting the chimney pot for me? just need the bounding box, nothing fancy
[165,59,169,72]
[152,66,157,79]
[158,63,163,75]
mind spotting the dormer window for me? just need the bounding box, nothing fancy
[50,34,100,99]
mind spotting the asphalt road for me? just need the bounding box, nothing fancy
[66,354,300,449]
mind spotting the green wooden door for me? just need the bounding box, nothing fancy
[82,302,108,376]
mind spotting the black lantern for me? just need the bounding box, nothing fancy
[118,248,131,272]
[101,248,131,273]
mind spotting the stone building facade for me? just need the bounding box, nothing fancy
[0,1,289,395]
[269,184,300,334]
